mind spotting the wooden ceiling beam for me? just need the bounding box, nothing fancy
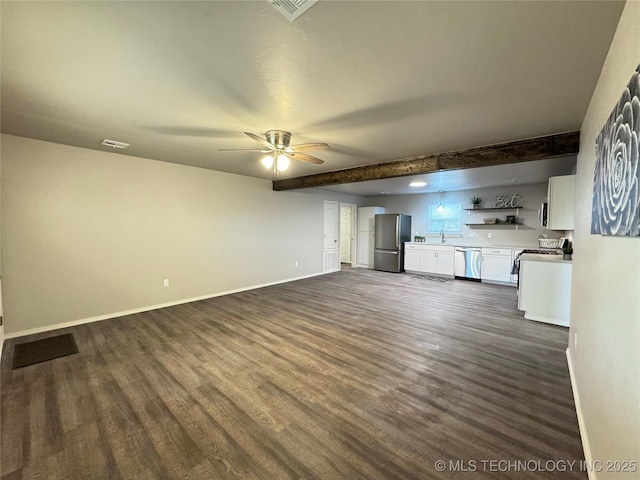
[272,131,580,191]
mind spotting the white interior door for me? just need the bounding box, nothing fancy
[323,201,339,272]
[340,205,353,263]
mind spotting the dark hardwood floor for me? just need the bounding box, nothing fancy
[1,268,585,479]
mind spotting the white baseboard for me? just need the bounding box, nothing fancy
[4,271,328,340]
[566,347,596,480]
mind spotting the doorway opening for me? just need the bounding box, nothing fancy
[339,203,357,268]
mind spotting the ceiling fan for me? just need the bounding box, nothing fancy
[219,130,329,173]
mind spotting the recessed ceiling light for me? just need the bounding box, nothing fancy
[409,181,427,187]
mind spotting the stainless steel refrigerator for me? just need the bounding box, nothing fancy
[373,214,412,273]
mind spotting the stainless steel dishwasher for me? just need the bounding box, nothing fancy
[454,247,482,281]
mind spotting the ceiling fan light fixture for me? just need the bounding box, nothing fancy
[261,153,289,172]
[261,154,275,169]
[276,154,290,171]
[222,130,327,173]
[265,130,291,149]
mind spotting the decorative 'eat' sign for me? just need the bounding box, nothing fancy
[494,193,522,208]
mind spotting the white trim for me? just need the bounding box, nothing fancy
[567,348,596,480]
[339,202,358,268]
[524,313,569,328]
[4,271,328,340]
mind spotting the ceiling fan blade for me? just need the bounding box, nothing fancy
[288,142,330,152]
[244,132,274,150]
[285,152,325,165]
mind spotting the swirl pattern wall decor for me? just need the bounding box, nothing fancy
[591,64,640,237]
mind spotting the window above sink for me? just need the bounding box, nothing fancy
[428,203,462,234]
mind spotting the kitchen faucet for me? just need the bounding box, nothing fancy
[440,229,445,243]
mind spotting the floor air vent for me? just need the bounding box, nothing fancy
[269,0,318,22]
[12,333,79,369]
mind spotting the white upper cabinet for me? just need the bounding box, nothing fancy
[547,175,576,230]
[356,207,384,268]
[357,207,385,232]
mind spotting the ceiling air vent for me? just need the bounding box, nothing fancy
[101,139,129,149]
[269,0,318,22]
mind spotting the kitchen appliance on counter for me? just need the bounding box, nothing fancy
[374,214,411,273]
[454,247,482,281]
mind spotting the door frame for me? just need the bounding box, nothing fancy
[323,200,340,273]
[339,203,358,268]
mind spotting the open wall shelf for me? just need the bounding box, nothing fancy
[464,222,520,230]
[464,207,521,213]
[464,206,522,229]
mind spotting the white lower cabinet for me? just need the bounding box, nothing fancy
[404,248,420,271]
[405,243,454,276]
[419,249,438,273]
[481,248,513,285]
[434,250,454,275]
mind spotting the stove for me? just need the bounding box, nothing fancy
[518,249,562,255]
[512,248,562,282]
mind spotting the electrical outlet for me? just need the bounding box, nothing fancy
[468,231,475,238]
[294,261,299,267]
[487,232,492,239]
[163,279,169,287]
[574,333,578,350]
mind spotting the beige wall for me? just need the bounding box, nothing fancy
[0,134,363,336]
[569,1,639,476]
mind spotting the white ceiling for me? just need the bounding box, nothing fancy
[0,1,624,194]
